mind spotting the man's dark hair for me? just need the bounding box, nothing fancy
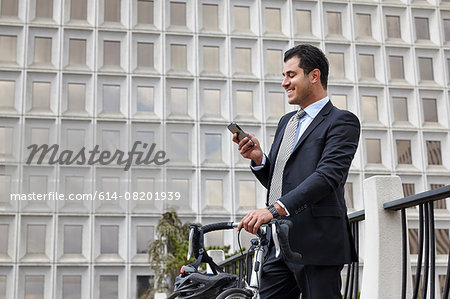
[284,44,329,89]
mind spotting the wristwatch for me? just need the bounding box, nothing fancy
[267,203,280,219]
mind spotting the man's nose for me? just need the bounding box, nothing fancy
[281,77,289,87]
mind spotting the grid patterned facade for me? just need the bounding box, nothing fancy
[1,0,450,297]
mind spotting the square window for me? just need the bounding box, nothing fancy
[100,225,119,254]
[205,179,222,207]
[0,127,13,155]
[35,0,53,19]
[402,183,415,197]
[136,226,154,254]
[62,275,82,299]
[386,15,401,39]
[70,0,87,20]
[203,89,220,117]
[409,229,419,254]
[393,97,408,122]
[0,225,8,253]
[328,52,345,78]
[296,10,311,35]
[415,17,430,40]
[359,54,375,79]
[171,178,189,203]
[67,83,86,112]
[34,37,52,64]
[64,176,84,196]
[0,275,6,298]
[203,46,219,72]
[361,96,378,121]
[356,14,372,38]
[64,225,82,254]
[102,84,120,113]
[235,48,251,74]
[396,140,412,164]
[265,8,281,33]
[137,42,154,68]
[104,0,120,22]
[204,133,222,162]
[1,0,18,16]
[99,276,118,299]
[137,86,154,113]
[169,132,189,161]
[0,36,16,63]
[389,56,404,80]
[170,44,187,71]
[267,92,284,119]
[234,6,250,31]
[444,19,450,42]
[27,224,46,254]
[431,184,446,209]
[327,12,342,36]
[137,276,153,299]
[267,49,282,76]
[426,140,442,165]
[66,129,84,150]
[69,39,86,66]
[332,94,347,110]
[25,275,45,299]
[419,57,434,81]
[170,87,188,115]
[236,90,253,118]
[32,82,51,110]
[170,2,186,27]
[238,180,256,208]
[103,41,120,67]
[366,138,381,164]
[137,0,153,25]
[202,4,218,30]
[0,80,15,109]
[435,229,450,254]
[423,98,438,122]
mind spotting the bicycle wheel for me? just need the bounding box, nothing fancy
[216,288,253,299]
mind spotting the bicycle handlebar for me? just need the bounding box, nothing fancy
[273,220,302,262]
[187,219,301,263]
[202,222,236,233]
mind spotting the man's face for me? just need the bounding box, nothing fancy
[281,56,312,106]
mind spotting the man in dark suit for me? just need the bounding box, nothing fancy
[234,44,360,298]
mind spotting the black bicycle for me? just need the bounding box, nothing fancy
[167,219,302,299]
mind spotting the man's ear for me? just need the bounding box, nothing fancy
[309,69,321,84]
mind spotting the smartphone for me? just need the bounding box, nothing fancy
[227,122,255,147]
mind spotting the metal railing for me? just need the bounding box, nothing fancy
[384,184,450,299]
[217,209,366,298]
[344,209,365,299]
[217,184,450,298]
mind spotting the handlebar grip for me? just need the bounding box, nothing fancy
[202,222,235,233]
[275,221,302,262]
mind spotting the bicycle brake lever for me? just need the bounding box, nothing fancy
[271,223,281,258]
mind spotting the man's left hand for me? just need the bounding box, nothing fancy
[238,208,273,234]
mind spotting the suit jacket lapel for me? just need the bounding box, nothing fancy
[291,101,332,153]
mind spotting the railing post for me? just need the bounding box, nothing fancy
[360,176,412,299]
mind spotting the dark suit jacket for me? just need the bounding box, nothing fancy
[252,101,360,265]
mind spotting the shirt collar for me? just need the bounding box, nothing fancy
[302,96,329,119]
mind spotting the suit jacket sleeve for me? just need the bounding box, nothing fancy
[279,111,360,213]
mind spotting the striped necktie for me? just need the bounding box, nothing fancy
[268,109,306,205]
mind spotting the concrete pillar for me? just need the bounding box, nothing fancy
[360,176,412,299]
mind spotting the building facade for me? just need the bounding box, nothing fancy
[0,0,450,298]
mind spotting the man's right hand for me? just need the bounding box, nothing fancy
[232,133,263,165]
